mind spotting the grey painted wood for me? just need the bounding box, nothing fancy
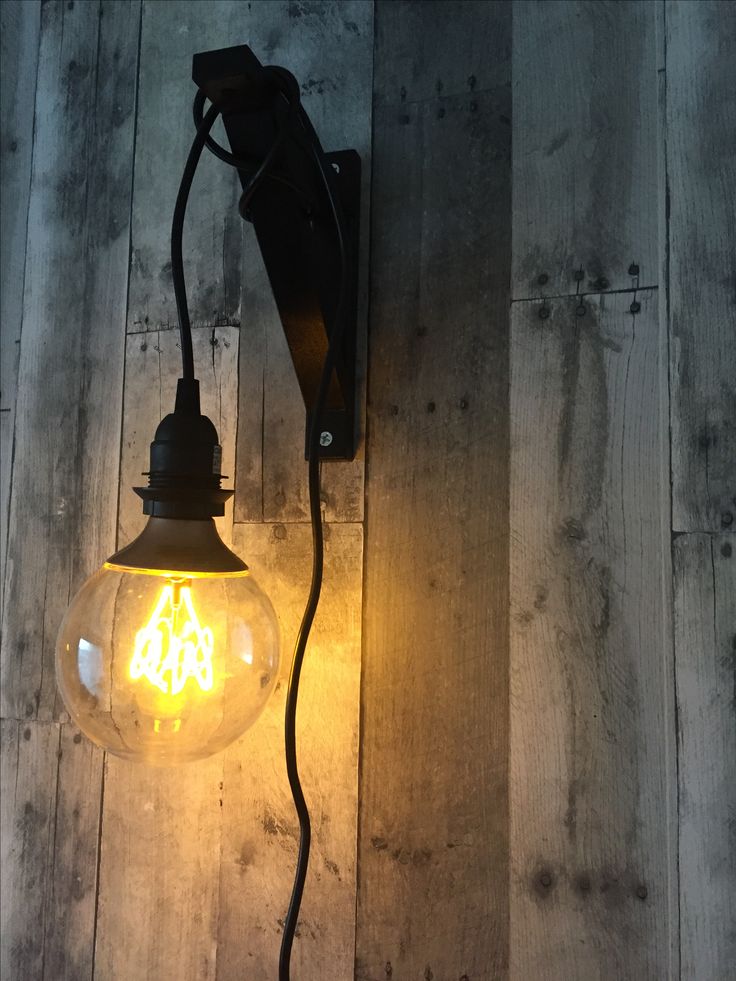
[511,1,659,299]
[1,720,60,981]
[666,1,736,533]
[0,0,141,721]
[674,532,736,980]
[0,0,40,620]
[217,522,363,980]
[1,719,102,981]
[356,3,512,977]
[95,754,224,980]
[232,0,373,525]
[509,291,677,979]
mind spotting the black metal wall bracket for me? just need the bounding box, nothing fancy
[192,44,361,461]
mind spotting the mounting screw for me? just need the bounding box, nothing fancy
[537,273,549,285]
[539,305,551,320]
[574,269,585,282]
[576,304,586,317]
[628,263,640,276]
[319,431,333,447]
[630,301,641,314]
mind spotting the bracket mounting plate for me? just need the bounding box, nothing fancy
[192,44,361,461]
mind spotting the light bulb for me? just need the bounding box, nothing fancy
[56,517,280,765]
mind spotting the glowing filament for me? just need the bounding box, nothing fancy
[131,581,214,695]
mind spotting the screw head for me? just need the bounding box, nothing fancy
[628,263,640,276]
[319,431,333,447]
[630,301,641,314]
[576,304,586,317]
[539,305,551,320]
[537,273,549,285]
[574,269,585,282]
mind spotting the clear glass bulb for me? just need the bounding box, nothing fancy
[56,520,279,765]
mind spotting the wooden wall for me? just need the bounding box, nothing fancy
[1,2,733,979]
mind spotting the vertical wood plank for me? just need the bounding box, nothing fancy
[94,754,223,980]
[509,291,677,979]
[0,0,141,721]
[666,1,736,532]
[232,0,373,525]
[1,721,60,981]
[357,3,512,977]
[0,0,40,617]
[42,726,105,981]
[215,522,363,980]
[511,1,658,298]
[673,532,736,980]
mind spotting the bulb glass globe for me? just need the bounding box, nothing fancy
[55,520,279,765]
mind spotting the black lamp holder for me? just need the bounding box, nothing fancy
[135,44,360,523]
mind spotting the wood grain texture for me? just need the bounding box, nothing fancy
[666,1,736,532]
[356,3,511,977]
[94,754,224,980]
[232,0,373,525]
[509,291,677,979]
[1,720,60,981]
[0,0,141,721]
[511,1,658,299]
[673,532,736,980]
[1,719,102,981]
[216,522,363,980]
[0,0,40,618]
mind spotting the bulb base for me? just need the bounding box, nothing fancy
[135,378,234,519]
[107,517,248,575]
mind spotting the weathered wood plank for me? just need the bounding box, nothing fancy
[373,0,510,105]
[127,0,245,333]
[42,725,105,981]
[0,720,60,981]
[0,0,140,721]
[357,3,512,976]
[233,0,373,524]
[673,532,736,980]
[94,753,223,980]
[509,290,677,979]
[117,324,240,550]
[666,1,736,532]
[0,0,40,619]
[215,522,363,980]
[511,1,658,299]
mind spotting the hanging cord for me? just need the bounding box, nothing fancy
[184,74,351,980]
[171,101,220,380]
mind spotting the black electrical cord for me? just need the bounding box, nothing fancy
[171,100,220,380]
[174,75,350,981]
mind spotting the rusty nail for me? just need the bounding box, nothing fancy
[636,884,648,900]
[539,872,552,888]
